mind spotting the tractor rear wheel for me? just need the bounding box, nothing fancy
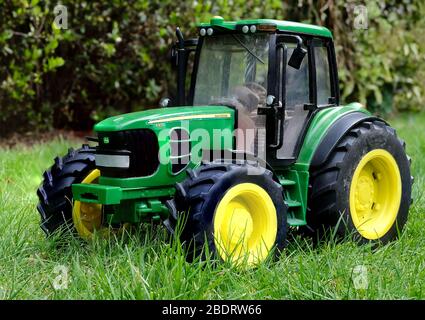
[307,120,412,244]
[165,162,287,266]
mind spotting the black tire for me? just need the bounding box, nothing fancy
[37,145,95,236]
[164,162,287,262]
[307,120,413,244]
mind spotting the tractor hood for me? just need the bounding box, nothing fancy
[94,106,235,132]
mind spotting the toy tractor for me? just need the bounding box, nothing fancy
[37,17,413,266]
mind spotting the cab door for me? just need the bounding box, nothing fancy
[276,39,311,160]
[274,37,337,162]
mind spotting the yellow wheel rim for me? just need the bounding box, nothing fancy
[72,169,108,240]
[213,183,277,266]
[349,149,402,240]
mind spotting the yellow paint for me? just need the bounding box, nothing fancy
[349,149,402,240]
[148,113,231,124]
[72,169,106,240]
[213,183,277,266]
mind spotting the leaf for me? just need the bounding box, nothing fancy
[44,57,65,72]
[367,84,383,105]
[342,79,355,99]
[101,43,116,57]
[44,39,58,54]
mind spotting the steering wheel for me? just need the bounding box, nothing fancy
[208,97,243,110]
[245,82,267,97]
[208,83,267,113]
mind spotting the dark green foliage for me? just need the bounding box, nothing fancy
[0,0,424,136]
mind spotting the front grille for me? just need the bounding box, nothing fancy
[97,129,159,177]
[170,128,191,174]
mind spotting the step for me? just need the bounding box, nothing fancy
[279,179,296,186]
[285,199,302,208]
[287,217,307,226]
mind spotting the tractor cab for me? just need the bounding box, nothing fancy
[172,17,339,165]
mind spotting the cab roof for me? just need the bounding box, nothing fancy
[198,17,333,39]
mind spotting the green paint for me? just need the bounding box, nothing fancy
[137,199,169,220]
[96,106,235,189]
[94,105,234,132]
[198,17,332,38]
[74,105,235,224]
[276,103,371,227]
[106,199,169,225]
[73,182,175,224]
[297,103,370,166]
[73,183,176,204]
[72,183,122,205]
[278,168,309,226]
[73,103,369,227]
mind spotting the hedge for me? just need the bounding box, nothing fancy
[0,0,424,136]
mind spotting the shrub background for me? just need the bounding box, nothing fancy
[0,0,424,136]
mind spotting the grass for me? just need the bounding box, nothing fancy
[0,112,424,300]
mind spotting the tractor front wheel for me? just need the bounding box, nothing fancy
[37,145,122,239]
[165,162,287,266]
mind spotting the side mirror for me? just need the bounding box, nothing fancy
[288,46,307,70]
[159,98,171,108]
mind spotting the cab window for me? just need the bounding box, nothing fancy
[314,43,332,105]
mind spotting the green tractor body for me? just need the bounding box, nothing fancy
[38,17,412,265]
[72,103,369,228]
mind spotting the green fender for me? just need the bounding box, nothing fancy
[283,103,377,226]
[297,103,373,168]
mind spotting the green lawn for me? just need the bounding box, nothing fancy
[0,113,424,300]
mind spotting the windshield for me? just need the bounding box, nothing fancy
[193,34,270,111]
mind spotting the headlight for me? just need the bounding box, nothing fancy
[95,154,130,169]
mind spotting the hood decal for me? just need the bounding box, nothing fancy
[147,113,231,124]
